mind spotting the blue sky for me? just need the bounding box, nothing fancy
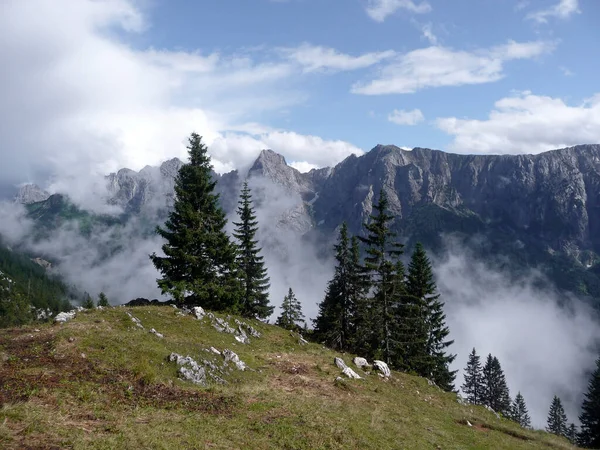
[1,0,599,182]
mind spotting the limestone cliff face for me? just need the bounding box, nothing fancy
[312,145,600,260]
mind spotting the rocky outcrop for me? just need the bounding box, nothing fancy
[14,184,50,204]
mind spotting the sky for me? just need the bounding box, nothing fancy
[0,0,599,186]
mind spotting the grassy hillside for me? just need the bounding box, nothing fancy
[0,306,575,450]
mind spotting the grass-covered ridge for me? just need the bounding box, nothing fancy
[0,306,575,449]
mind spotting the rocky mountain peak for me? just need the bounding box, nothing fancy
[14,184,50,204]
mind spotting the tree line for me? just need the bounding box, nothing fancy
[150,132,600,446]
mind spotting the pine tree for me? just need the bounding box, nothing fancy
[462,348,484,404]
[82,292,95,309]
[357,190,403,364]
[276,288,305,331]
[546,395,568,437]
[347,235,370,354]
[97,292,110,307]
[405,243,456,390]
[314,223,356,350]
[566,423,578,445]
[482,354,511,415]
[232,181,272,319]
[150,133,241,310]
[509,392,532,428]
[579,357,600,448]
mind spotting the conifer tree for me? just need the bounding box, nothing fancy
[276,288,305,331]
[314,223,356,350]
[546,395,568,437]
[405,243,456,390]
[97,292,110,307]
[509,392,532,428]
[579,357,600,448]
[82,292,95,309]
[357,190,403,364]
[150,133,241,310]
[566,423,578,445]
[482,354,511,415]
[347,235,370,354]
[462,348,484,404]
[232,181,272,319]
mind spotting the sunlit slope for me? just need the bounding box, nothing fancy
[0,306,575,450]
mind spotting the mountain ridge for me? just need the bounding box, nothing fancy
[11,143,600,303]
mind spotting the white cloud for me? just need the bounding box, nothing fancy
[289,161,319,173]
[352,40,554,95]
[436,91,600,154]
[281,43,395,73]
[0,0,366,205]
[421,22,438,45]
[527,0,580,23]
[388,108,425,125]
[366,0,432,22]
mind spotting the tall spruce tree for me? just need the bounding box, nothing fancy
[405,243,456,390]
[276,288,305,331]
[546,395,568,437]
[357,190,403,364]
[509,392,532,429]
[314,223,356,350]
[150,133,241,310]
[579,357,600,448]
[462,348,484,404]
[232,181,272,319]
[482,354,511,415]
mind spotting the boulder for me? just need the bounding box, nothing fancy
[222,349,247,371]
[191,306,205,320]
[342,367,362,379]
[168,353,207,385]
[373,360,391,378]
[353,357,370,369]
[334,357,348,370]
[54,310,77,323]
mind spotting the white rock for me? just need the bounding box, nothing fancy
[353,357,370,369]
[209,347,221,355]
[54,311,77,323]
[342,367,362,379]
[373,360,391,378]
[334,357,348,370]
[456,394,468,406]
[222,349,246,371]
[125,311,144,329]
[168,352,207,385]
[149,328,164,338]
[191,306,205,320]
[467,420,472,427]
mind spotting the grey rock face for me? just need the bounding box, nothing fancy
[15,184,50,204]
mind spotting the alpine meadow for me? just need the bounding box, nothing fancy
[1,0,600,448]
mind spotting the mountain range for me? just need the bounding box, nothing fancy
[12,143,600,305]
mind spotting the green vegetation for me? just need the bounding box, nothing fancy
[276,287,305,331]
[547,396,568,437]
[0,306,575,449]
[232,181,273,319]
[150,133,241,309]
[578,357,600,447]
[0,241,72,327]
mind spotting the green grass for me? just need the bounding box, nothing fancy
[0,306,575,449]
